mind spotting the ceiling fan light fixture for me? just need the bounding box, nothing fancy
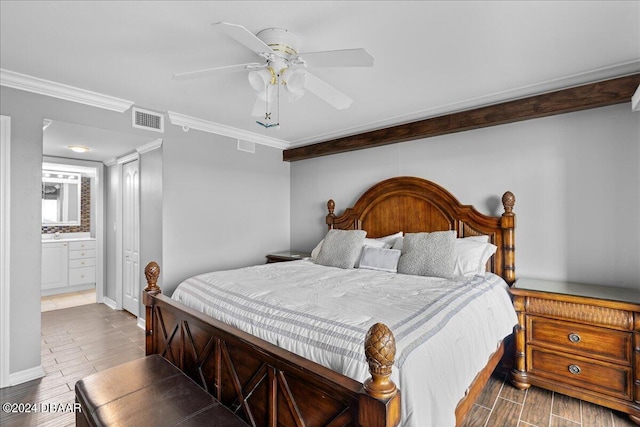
[284,69,306,102]
[248,68,276,92]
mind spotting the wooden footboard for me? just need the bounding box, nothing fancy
[143,262,400,427]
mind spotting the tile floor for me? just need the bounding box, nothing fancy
[41,289,96,312]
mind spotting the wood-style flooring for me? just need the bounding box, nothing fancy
[0,303,636,427]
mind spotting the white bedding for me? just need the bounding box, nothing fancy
[171,260,517,427]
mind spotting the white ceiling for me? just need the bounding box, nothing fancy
[1,1,639,158]
[43,120,159,163]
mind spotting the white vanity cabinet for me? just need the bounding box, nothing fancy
[42,241,69,290]
[68,240,96,286]
[41,238,96,295]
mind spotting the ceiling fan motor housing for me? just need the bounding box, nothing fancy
[256,28,300,58]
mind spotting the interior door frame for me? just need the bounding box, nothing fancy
[1,115,11,388]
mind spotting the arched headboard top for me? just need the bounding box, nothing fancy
[326,177,516,285]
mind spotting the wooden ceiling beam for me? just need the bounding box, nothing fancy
[283,74,640,162]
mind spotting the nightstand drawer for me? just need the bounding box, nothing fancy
[527,346,632,401]
[527,316,632,364]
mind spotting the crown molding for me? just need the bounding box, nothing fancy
[136,139,163,154]
[167,111,290,150]
[0,68,134,113]
[632,84,640,112]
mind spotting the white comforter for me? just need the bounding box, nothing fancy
[171,260,517,427]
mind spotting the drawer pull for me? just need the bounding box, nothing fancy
[568,364,581,375]
[568,333,581,343]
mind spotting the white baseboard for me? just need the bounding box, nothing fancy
[9,365,45,386]
[102,297,117,310]
[136,317,145,330]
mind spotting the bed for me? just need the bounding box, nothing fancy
[143,176,518,427]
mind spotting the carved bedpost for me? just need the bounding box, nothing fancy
[510,294,530,390]
[501,191,516,285]
[360,323,401,427]
[143,262,161,355]
[326,199,336,230]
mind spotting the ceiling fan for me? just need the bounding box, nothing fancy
[173,22,374,128]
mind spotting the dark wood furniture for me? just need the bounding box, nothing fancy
[265,251,311,263]
[510,278,640,424]
[143,176,517,427]
[75,354,249,427]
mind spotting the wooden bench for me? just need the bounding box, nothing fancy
[75,354,249,427]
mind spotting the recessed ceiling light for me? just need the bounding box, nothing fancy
[68,145,90,153]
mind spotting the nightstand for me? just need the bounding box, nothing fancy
[510,278,640,424]
[265,251,311,263]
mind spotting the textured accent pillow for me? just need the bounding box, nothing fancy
[359,247,402,273]
[315,230,367,269]
[397,231,456,278]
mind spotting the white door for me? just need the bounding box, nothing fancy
[122,159,140,316]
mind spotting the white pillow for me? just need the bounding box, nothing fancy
[375,231,403,248]
[358,247,402,273]
[454,236,497,277]
[311,239,324,260]
[391,235,404,250]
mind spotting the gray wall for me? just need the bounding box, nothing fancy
[139,147,163,313]
[161,129,290,295]
[0,86,290,377]
[290,104,640,289]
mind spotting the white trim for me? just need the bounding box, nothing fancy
[102,296,117,310]
[136,139,163,155]
[8,365,45,387]
[167,111,290,150]
[103,158,117,167]
[289,60,640,147]
[0,116,11,388]
[117,151,139,165]
[0,68,134,113]
[137,317,145,330]
[632,85,640,112]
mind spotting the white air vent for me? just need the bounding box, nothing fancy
[132,107,164,133]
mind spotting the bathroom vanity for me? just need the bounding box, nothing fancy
[42,237,96,296]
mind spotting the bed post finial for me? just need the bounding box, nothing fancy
[363,323,398,400]
[144,261,161,295]
[326,199,336,229]
[502,191,515,214]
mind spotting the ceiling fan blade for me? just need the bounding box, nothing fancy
[213,22,273,55]
[303,71,353,110]
[298,48,374,68]
[172,63,261,80]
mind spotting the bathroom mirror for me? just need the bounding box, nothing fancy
[42,170,81,225]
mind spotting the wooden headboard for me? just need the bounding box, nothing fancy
[325,176,516,285]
